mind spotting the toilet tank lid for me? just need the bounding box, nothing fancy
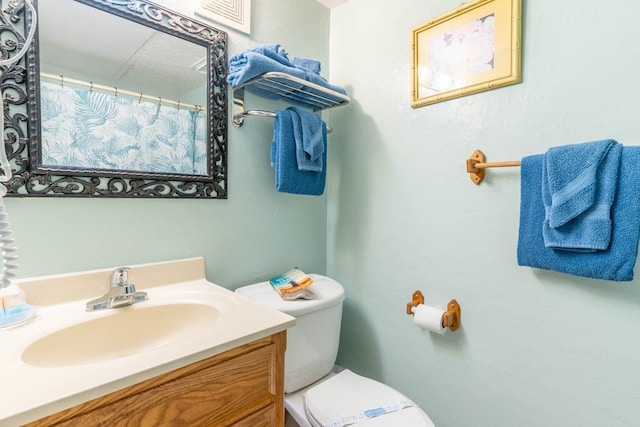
[234,274,345,316]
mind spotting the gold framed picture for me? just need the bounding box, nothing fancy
[411,0,522,108]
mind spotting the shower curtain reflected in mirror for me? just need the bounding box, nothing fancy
[40,81,207,175]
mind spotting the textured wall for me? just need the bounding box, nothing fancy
[16,1,640,425]
[327,1,640,426]
[8,0,330,288]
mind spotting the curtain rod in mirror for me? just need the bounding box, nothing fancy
[41,72,205,112]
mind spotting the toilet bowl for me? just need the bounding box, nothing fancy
[286,368,434,427]
[235,274,435,427]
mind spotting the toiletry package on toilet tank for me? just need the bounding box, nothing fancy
[270,268,315,300]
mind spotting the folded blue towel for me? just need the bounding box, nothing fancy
[287,107,326,172]
[542,140,622,251]
[232,45,321,76]
[517,146,640,281]
[228,50,347,108]
[543,139,619,228]
[292,57,321,74]
[247,44,291,65]
[271,110,326,196]
[229,51,301,100]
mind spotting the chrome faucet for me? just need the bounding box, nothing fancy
[86,267,148,311]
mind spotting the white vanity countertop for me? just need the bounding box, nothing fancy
[0,257,295,426]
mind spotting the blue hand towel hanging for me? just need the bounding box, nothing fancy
[542,139,622,251]
[517,146,640,282]
[271,110,326,196]
[287,106,326,172]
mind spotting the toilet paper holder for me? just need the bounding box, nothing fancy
[405,290,461,332]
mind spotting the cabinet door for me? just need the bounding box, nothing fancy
[232,405,276,427]
[26,332,286,427]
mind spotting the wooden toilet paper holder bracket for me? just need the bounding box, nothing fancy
[405,290,424,315]
[406,290,461,332]
[443,299,461,332]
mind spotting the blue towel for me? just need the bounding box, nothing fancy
[542,140,622,251]
[242,45,321,76]
[271,110,326,196]
[543,140,620,228]
[229,51,302,100]
[246,44,291,65]
[517,146,640,281]
[287,107,326,172]
[292,57,321,74]
[228,50,347,108]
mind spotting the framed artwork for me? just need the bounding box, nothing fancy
[411,0,521,108]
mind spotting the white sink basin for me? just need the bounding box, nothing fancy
[21,303,220,367]
[1,258,295,427]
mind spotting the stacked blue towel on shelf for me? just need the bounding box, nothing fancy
[228,44,347,108]
[229,45,337,196]
[517,140,640,281]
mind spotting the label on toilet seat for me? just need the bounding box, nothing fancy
[327,400,415,427]
[364,407,386,418]
[304,369,425,427]
[326,400,416,427]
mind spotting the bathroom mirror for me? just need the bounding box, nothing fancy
[6,0,228,198]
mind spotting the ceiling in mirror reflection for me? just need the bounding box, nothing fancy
[39,0,207,105]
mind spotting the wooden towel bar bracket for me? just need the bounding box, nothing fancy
[466,149,521,184]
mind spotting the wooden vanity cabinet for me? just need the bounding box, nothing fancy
[25,332,286,427]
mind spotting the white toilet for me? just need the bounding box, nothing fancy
[235,274,435,427]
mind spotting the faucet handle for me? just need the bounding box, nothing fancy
[110,267,131,287]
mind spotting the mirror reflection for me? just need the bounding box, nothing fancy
[38,0,208,175]
[13,0,228,198]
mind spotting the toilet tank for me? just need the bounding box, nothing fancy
[235,274,345,393]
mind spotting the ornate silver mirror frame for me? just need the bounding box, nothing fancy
[3,0,228,198]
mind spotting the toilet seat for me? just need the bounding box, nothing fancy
[303,369,434,427]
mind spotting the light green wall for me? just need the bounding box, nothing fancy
[327,0,640,426]
[16,0,640,425]
[7,0,330,288]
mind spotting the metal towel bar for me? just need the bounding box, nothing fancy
[234,109,334,133]
[231,71,350,128]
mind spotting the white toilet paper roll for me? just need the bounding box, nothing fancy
[413,304,446,334]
